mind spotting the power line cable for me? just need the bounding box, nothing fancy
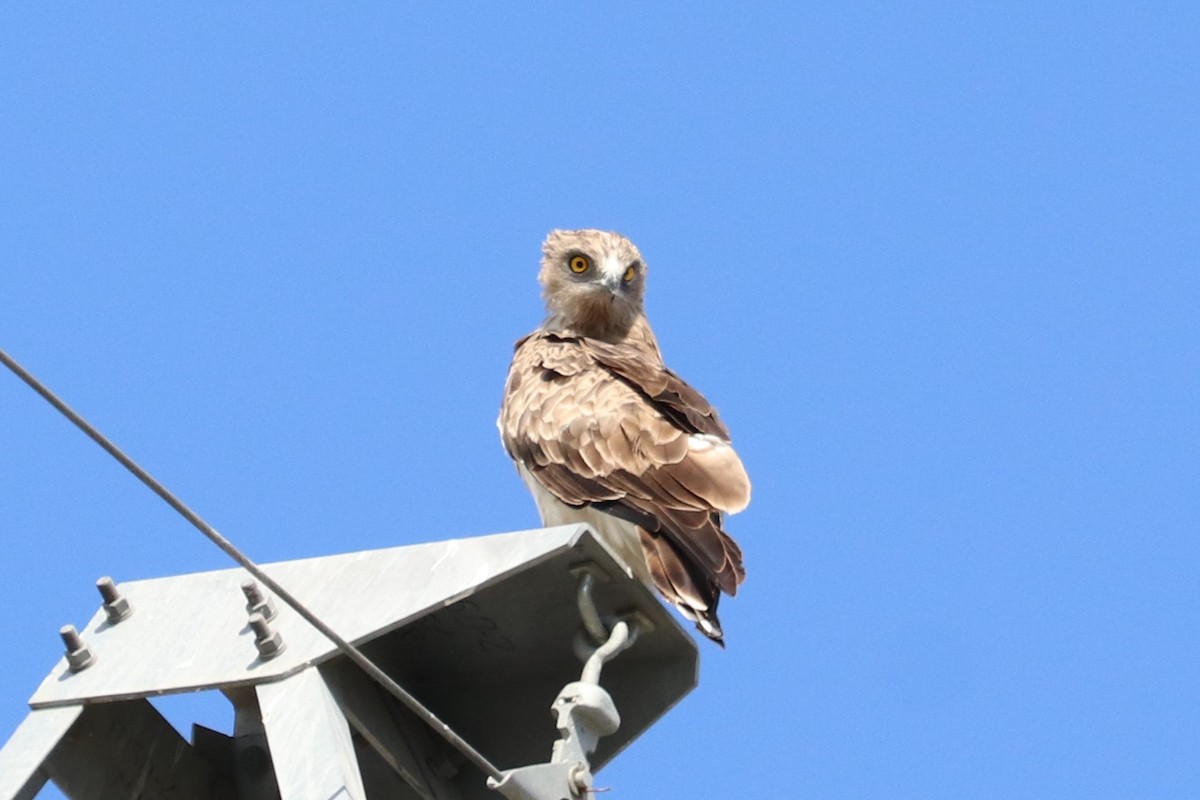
[0,346,503,782]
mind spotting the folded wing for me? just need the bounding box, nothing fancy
[499,332,749,603]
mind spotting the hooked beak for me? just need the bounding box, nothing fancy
[585,273,621,296]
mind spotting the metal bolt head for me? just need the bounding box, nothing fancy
[96,576,133,623]
[248,612,285,660]
[59,625,96,672]
[241,579,277,621]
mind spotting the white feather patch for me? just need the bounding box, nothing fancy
[599,251,626,283]
[688,433,728,451]
[516,464,651,586]
[686,434,752,513]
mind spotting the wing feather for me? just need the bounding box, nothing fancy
[499,330,750,610]
[583,336,731,439]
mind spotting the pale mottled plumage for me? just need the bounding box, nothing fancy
[498,229,750,644]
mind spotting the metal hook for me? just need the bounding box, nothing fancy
[580,621,633,685]
[575,570,609,646]
[571,568,639,681]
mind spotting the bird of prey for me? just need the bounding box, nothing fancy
[498,229,750,645]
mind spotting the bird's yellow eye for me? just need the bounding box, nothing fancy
[569,255,590,274]
[623,265,637,282]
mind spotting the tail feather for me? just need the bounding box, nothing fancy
[638,526,727,646]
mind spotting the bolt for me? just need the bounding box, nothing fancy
[248,612,285,660]
[60,625,96,672]
[96,576,133,623]
[241,579,277,621]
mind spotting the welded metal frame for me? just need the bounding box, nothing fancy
[0,525,698,800]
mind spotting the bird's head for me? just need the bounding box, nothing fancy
[538,228,647,340]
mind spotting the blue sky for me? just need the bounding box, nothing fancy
[2,4,1197,797]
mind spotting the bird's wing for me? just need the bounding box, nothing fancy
[499,331,749,596]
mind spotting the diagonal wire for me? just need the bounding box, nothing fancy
[0,346,503,782]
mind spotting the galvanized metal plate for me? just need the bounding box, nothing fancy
[38,700,224,800]
[258,668,366,800]
[29,526,613,707]
[22,523,700,796]
[0,705,80,800]
[345,536,698,793]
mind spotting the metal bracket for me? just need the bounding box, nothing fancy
[486,763,584,800]
[487,573,636,799]
[1,526,698,800]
